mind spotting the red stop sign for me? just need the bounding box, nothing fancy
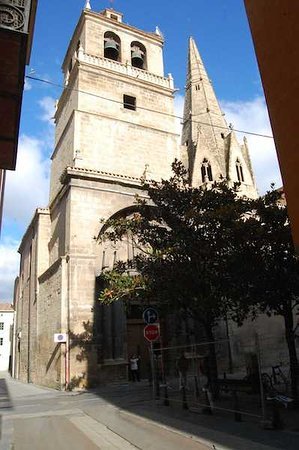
[144,324,160,342]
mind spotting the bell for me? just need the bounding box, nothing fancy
[104,39,119,61]
[131,49,144,69]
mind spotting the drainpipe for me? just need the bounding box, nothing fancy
[65,254,71,389]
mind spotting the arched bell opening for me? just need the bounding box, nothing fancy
[104,31,121,62]
[131,41,147,70]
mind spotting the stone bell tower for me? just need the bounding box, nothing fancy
[16,5,180,389]
[50,7,179,202]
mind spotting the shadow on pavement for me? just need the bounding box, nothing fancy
[0,377,13,441]
[81,380,299,450]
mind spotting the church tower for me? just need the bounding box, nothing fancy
[50,7,179,201]
[13,6,259,390]
[182,38,257,198]
[14,5,179,389]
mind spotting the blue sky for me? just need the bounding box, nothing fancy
[0,0,281,301]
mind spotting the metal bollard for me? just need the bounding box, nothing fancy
[163,383,169,406]
[202,388,213,415]
[233,391,242,422]
[182,385,188,410]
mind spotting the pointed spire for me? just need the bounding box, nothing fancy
[84,0,91,10]
[187,37,209,85]
[182,37,229,184]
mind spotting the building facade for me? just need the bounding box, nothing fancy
[0,0,38,233]
[0,303,14,371]
[14,5,257,389]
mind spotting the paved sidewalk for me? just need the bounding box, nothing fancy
[1,374,299,449]
[82,380,299,450]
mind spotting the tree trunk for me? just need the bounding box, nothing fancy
[204,322,219,399]
[283,304,298,404]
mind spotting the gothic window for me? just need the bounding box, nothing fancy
[104,31,121,62]
[201,158,213,182]
[236,158,244,182]
[101,251,107,269]
[131,41,147,70]
[112,251,117,268]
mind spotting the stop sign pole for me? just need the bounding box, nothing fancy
[144,323,160,399]
[144,323,160,342]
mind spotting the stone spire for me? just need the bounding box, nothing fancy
[182,37,229,184]
[84,0,91,9]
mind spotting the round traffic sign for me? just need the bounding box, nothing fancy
[143,307,158,324]
[144,323,160,342]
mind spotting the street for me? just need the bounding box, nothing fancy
[0,373,298,450]
[0,373,210,450]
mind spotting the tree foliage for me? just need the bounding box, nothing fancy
[98,160,253,330]
[230,188,299,401]
[98,161,299,400]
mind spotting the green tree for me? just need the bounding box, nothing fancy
[99,160,253,390]
[231,189,299,402]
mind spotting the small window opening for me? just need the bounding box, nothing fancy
[110,14,118,21]
[0,338,3,346]
[221,132,225,139]
[201,158,213,182]
[102,251,107,269]
[123,95,136,111]
[195,84,200,91]
[207,165,213,181]
[0,323,3,330]
[236,158,244,182]
[113,251,117,268]
[240,166,244,182]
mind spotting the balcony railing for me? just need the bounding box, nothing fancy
[77,48,174,89]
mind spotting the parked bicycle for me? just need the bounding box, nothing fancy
[262,363,290,394]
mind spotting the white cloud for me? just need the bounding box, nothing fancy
[24,78,32,91]
[221,97,282,194]
[3,134,50,224]
[0,237,20,302]
[38,96,56,124]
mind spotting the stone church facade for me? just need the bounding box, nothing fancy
[13,6,257,389]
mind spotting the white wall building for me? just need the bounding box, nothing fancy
[0,304,14,371]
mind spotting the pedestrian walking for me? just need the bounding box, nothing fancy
[130,354,140,382]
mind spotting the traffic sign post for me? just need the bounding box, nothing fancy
[143,307,159,325]
[144,323,160,342]
[144,321,160,400]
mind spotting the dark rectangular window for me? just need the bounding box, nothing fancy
[123,95,136,111]
[0,323,3,330]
